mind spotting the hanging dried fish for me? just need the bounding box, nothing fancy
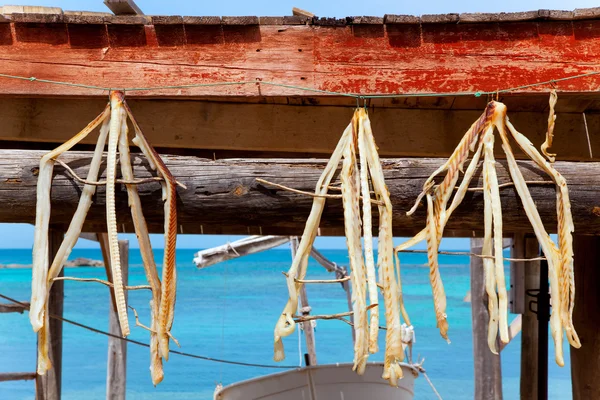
[269,108,409,386]
[396,95,580,366]
[30,90,180,383]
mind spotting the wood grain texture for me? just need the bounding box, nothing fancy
[571,236,600,400]
[515,235,540,400]
[2,150,600,236]
[35,230,63,400]
[470,238,503,400]
[2,98,600,161]
[1,20,600,98]
[106,240,128,400]
[0,372,37,382]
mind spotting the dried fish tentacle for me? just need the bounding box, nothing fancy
[425,194,449,340]
[117,111,164,385]
[482,125,500,353]
[273,123,352,361]
[125,103,179,360]
[342,115,369,374]
[357,109,379,354]
[361,109,404,385]
[30,106,110,333]
[37,115,111,375]
[541,89,558,163]
[494,106,565,366]
[106,92,130,337]
[482,126,509,344]
[503,117,579,348]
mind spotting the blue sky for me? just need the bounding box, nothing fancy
[3,0,588,250]
[4,0,599,16]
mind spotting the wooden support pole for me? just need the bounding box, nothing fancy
[310,247,355,343]
[470,238,503,400]
[511,233,540,400]
[106,240,128,400]
[36,229,64,400]
[290,237,317,366]
[571,236,600,400]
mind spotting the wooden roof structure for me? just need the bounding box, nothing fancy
[2,4,600,237]
[3,4,600,400]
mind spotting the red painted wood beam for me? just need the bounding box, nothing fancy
[1,19,600,98]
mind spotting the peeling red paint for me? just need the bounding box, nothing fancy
[1,22,600,97]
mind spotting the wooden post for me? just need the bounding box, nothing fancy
[106,240,128,400]
[511,233,540,399]
[309,247,355,343]
[470,238,503,400]
[290,237,317,366]
[571,236,600,400]
[36,229,64,400]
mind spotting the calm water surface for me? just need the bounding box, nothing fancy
[0,248,572,399]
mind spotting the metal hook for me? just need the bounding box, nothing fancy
[356,96,360,109]
[549,79,557,89]
[363,96,368,110]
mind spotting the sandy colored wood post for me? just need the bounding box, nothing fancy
[35,229,64,400]
[571,236,600,400]
[290,237,317,366]
[470,238,503,400]
[511,233,540,399]
[106,240,128,400]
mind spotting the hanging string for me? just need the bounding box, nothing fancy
[0,292,296,369]
[1,70,600,100]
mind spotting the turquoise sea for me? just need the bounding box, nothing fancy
[0,247,572,399]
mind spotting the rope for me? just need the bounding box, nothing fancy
[0,293,296,369]
[1,70,600,99]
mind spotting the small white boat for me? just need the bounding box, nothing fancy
[215,362,417,400]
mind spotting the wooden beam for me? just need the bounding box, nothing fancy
[0,302,29,313]
[106,240,128,400]
[1,19,600,98]
[511,234,541,400]
[571,236,600,400]
[36,229,63,400]
[103,0,144,15]
[498,315,522,352]
[193,235,289,268]
[292,237,317,365]
[292,7,314,18]
[310,247,354,343]
[470,238,503,400]
[98,233,117,312]
[2,150,600,236]
[0,372,37,382]
[2,98,600,161]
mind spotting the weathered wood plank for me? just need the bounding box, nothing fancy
[514,235,541,400]
[470,238,503,400]
[193,235,289,268]
[103,0,144,16]
[0,372,37,382]
[0,20,600,98]
[571,236,600,400]
[2,98,600,161]
[291,237,317,366]
[106,240,128,400]
[0,302,29,313]
[36,230,63,400]
[2,151,600,235]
